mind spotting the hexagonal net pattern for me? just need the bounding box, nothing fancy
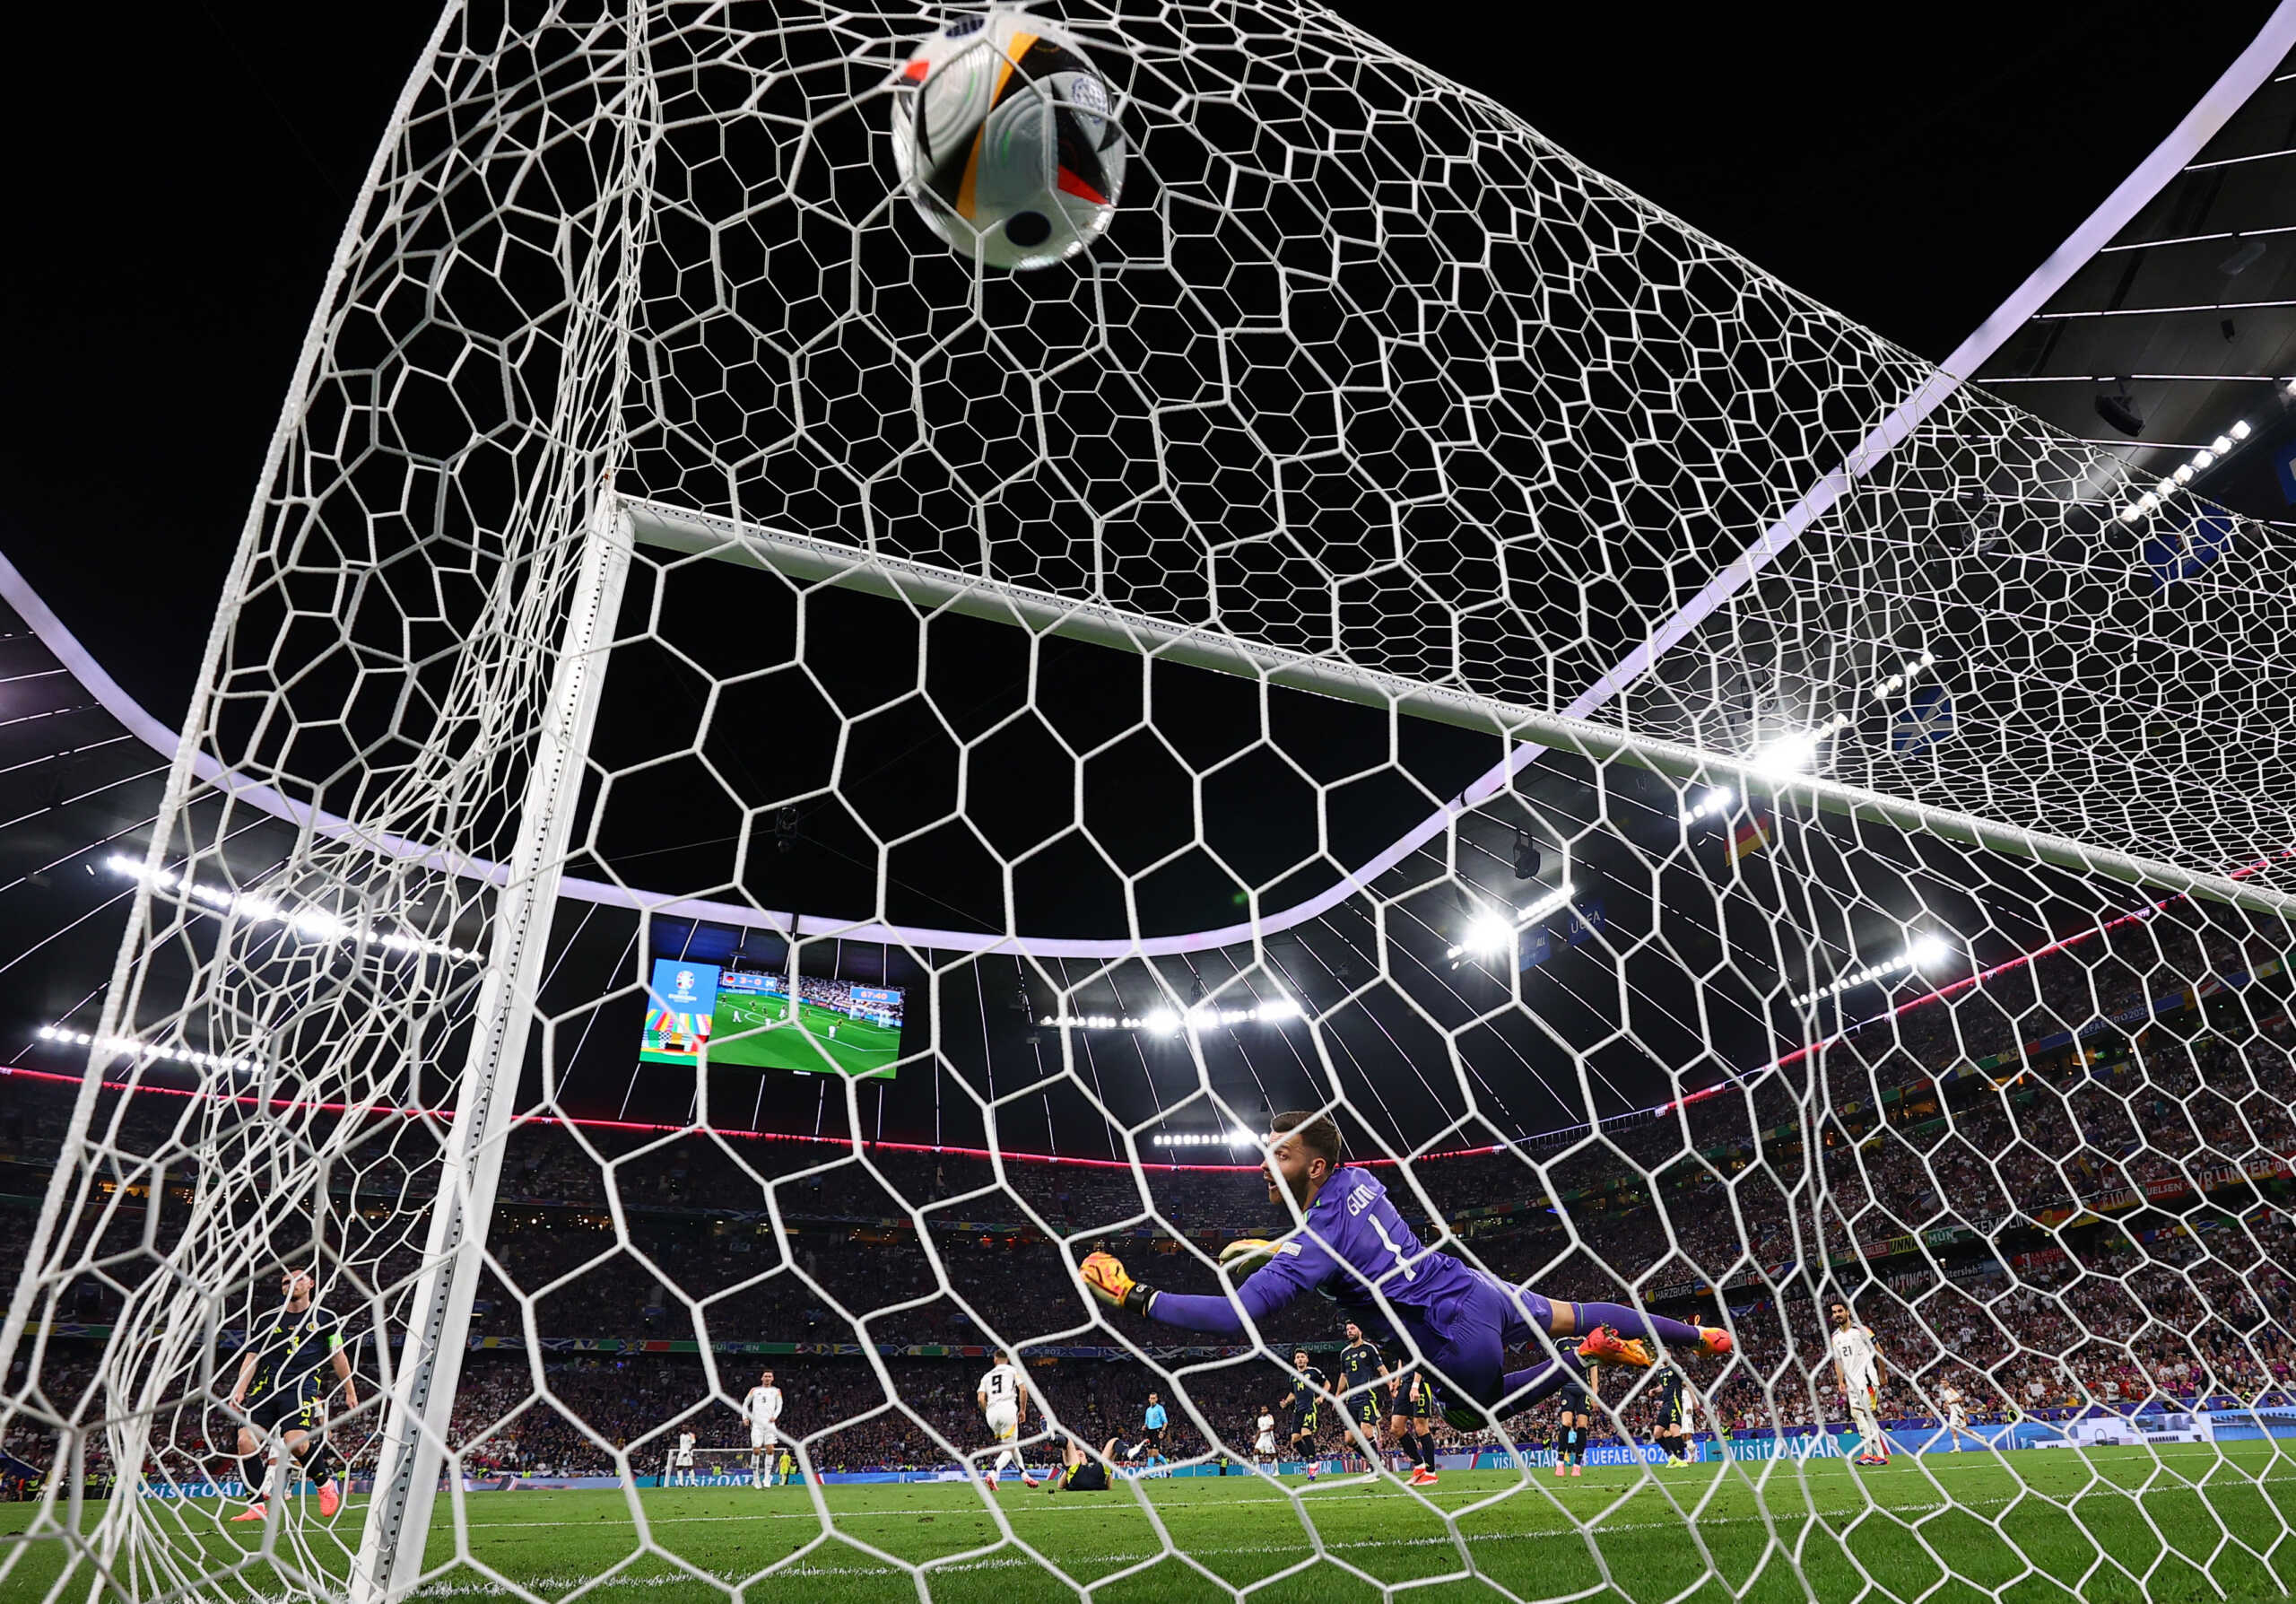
[6,3,2296,1603]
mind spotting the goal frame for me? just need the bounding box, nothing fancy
[624,495,2296,933]
[4,1,2293,1586]
[351,499,633,1604]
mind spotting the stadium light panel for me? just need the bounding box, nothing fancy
[1792,933,1955,1007]
[1752,723,1839,777]
[2116,414,2256,521]
[103,854,478,963]
[1459,912,1513,955]
[37,1024,259,1075]
[1445,882,1578,961]
[1041,998,1300,1033]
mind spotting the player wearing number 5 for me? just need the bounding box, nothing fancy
[1078,1111,1730,1426]
[228,1265,357,1523]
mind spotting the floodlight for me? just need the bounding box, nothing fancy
[1754,730,1821,777]
[1461,912,1513,955]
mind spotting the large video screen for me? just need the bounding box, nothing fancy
[639,959,902,1078]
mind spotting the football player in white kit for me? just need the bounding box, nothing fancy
[1937,1381,1979,1451]
[977,1349,1039,1489]
[743,1368,785,1486]
[1829,1302,1889,1466]
[672,1429,699,1486]
[1253,1407,1276,1462]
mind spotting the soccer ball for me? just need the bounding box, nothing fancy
[889,10,1126,271]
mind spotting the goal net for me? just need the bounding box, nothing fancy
[6,3,2296,1603]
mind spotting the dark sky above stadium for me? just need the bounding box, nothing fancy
[0,0,2278,1147]
[0,0,2272,723]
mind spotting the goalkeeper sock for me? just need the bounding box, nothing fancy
[1568,1303,1706,1351]
[1499,1353,1588,1412]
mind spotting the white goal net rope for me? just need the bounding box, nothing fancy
[5,3,2296,1602]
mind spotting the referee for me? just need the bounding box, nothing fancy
[229,1264,357,1521]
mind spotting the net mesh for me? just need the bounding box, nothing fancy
[5,2,2296,1602]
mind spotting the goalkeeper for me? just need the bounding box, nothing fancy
[1081,1111,1728,1425]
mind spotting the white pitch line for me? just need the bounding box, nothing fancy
[396,1495,2060,1596]
[439,1449,2294,1533]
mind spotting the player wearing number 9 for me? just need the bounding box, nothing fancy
[1078,1111,1732,1426]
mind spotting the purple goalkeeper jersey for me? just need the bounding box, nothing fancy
[1145,1165,1489,1338]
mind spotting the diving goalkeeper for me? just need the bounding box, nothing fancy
[1080,1111,1729,1425]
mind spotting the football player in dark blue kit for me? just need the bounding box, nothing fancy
[1080,1111,1729,1435]
[1650,1363,1696,1466]
[1553,1364,1598,1477]
[1336,1319,1386,1468]
[1282,1348,1326,1478]
[228,1264,357,1521]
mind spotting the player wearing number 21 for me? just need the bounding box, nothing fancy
[1831,1301,1891,1466]
[1079,1111,1732,1433]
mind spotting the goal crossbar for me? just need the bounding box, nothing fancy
[624,495,2296,929]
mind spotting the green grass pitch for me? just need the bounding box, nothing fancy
[709,992,900,1078]
[8,1446,2296,1603]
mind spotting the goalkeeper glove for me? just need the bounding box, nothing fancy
[1217,1238,1282,1278]
[1080,1250,1157,1315]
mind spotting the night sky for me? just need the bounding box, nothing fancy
[0,0,2281,1144]
[3,2,2270,724]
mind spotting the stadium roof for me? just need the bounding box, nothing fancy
[1974,20,2296,526]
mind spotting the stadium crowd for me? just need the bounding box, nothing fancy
[4,909,2295,1486]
